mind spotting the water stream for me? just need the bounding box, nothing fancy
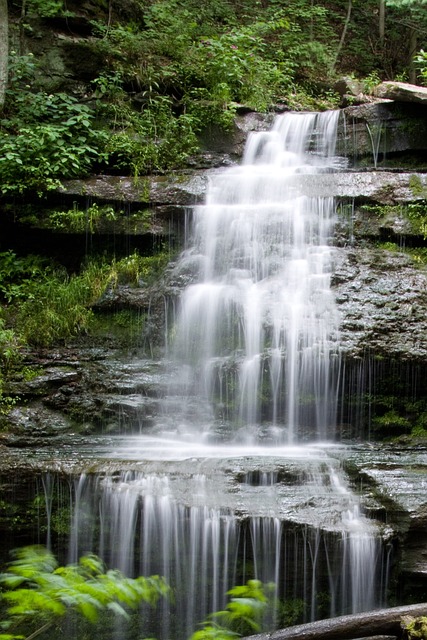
[168,111,342,443]
[62,112,390,638]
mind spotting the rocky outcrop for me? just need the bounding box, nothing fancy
[341,101,427,162]
[60,172,211,207]
[59,171,427,210]
[332,247,427,360]
[373,81,427,104]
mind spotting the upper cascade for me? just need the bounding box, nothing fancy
[168,110,343,444]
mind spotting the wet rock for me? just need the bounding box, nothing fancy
[93,284,152,310]
[6,368,80,399]
[345,446,427,583]
[1,350,175,441]
[58,171,427,214]
[60,171,211,206]
[0,405,74,445]
[197,112,273,159]
[340,101,427,161]
[332,247,427,360]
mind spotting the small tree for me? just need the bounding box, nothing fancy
[0,0,8,110]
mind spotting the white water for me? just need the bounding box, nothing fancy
[58,112,390,639]
[170,111,341,443]
[65,461,388,638]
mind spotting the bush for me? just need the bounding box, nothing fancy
[191,580,271,639]
[0,546,169,640]
[0,94,107,195]
[0,249,170,348]
[14,263,111,347]
[0,53,107,195]
[415,49,427,84]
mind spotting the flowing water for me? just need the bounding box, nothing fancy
[63,112,390,638]
[167,111,342,443]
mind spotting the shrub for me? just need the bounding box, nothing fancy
[191,580,271,639]
[0,53,107,195]
[0,546,169,640]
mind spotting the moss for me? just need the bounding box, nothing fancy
[372,409,411,433]
[409,175,427,198]
[90,309,146,347]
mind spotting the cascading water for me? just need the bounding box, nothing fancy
[168,111,341,443]
[62,111,390,639]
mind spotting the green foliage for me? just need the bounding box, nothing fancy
[0,319,22,415]
[0,319,21,373]
[362,71,382,93]
[0,248,170,348]
[14,262,111,347]
[0,546,168,640]
[278,598,306,627]
[410,425,427,438]
[0,251,48,303]
[364,200,427,241]
[415,49,427,83]
[406,202,427,238]
[402,615,427,639]
[0,53,107,195]
[112,250,171,286]
[373,409,411,432]
[25,0,72,18]
[409,175,427,198]
[191,580,270,640]
[105,97,199,175]
[88,0,339,144]
[191,24,288,111]
[266,0,336,82]
[46,203,118,233]
[2,0,424,192]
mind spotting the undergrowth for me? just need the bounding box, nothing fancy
[0,249,169,412]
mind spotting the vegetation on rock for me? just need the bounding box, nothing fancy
[1,0,427,429]
[0,0,426,196]
[0,247,170,413]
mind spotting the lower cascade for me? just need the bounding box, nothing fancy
[49,112,392,638]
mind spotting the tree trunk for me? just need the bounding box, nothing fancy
[379,0,385,44]
[330,0,352,73]
[0,0,8,111]
[242,602,427,640]
[408,29,418,83]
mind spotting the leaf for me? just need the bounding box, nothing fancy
[106,601,129,619]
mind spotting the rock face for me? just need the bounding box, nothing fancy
[60,172,211,207]
[2,90,427,604]
[332,247,427,361]
[373,81,427,104]
[341,100,427,161]
[59,171,427,208]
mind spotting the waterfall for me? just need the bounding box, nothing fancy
[65,463,388,639]
[54,112,390,639]
[168,111,341,443]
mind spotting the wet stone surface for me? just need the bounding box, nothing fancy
[331,246,427,359]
